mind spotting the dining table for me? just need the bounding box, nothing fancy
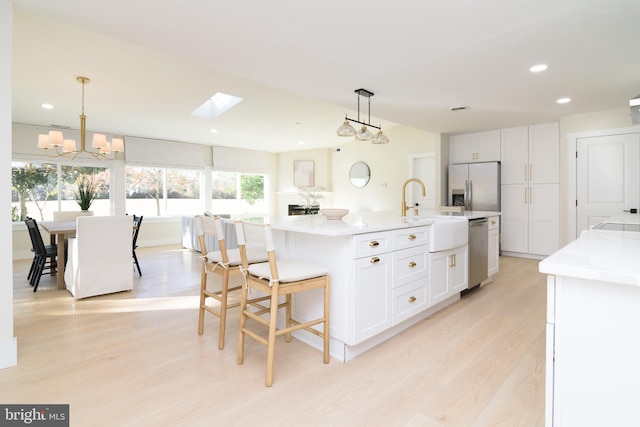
[39,220,77,290]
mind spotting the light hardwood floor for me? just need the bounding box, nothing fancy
[3,246,546,427]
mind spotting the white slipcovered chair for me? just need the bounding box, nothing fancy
[64,215,134,299]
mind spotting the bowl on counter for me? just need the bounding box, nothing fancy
[320,208,349,220]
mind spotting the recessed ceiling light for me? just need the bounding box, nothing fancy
[450,106,469,111]
[191,92,243,119]
[41,103,53,109]
[209,129,218,133]
[297,141,305,145]
[557,97,571,104]
[530,64,548,73]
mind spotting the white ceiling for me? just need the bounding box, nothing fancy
[11,0,640,153]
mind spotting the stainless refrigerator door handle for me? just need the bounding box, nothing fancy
[467,180,472,211]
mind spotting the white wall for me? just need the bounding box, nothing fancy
[1,0,18,369]
[330,125,439,213]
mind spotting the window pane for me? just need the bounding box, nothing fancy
[212,171,268,216]
[126,166,202,216]
[126,166,165,216]
[11,161,57,221]
[166,168,201,215]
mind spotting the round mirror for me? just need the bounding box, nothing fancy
[349,162,370,188]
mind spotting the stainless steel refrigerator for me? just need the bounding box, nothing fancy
[448,161,500,211]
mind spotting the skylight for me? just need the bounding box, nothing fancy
[191,92,243,119]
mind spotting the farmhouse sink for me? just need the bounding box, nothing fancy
[429,218,468,252]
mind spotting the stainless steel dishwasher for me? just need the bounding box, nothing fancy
[467,217,488,290]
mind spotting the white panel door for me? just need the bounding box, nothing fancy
[576,133,640,236]
[410,154,436,210]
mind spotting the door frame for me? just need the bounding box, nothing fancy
[567,126,640,240]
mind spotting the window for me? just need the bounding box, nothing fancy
[125,166,201,216]
[11,162,109,221]
[212,171,268,216]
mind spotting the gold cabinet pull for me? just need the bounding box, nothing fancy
[530,164,533,181]
[370,257,380,264]
[408,296,417,303]
[369,240,379,247]
[408,234,416,240]
[408,261,417,268]
[524,164,528,181]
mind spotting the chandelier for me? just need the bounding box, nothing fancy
[37,76,124,160]
[336,88,389,144]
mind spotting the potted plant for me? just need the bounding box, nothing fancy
[75,175,97,211]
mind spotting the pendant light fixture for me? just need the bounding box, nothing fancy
[336,88,389,144]
[37,76,124,160]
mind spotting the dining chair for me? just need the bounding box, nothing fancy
[234,220,330,387]
[64,215,134,299]
[132,215,143,276]
[24,217,58,292]
[194,215,268,350]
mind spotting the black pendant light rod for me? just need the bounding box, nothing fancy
[344,88,381,129]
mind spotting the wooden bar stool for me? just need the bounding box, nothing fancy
[195,215,267,350]
[234,220,330,387]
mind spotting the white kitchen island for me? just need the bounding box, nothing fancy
[539,215,640,427]
[251,211,471,362]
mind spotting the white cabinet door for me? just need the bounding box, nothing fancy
[501,123,559,185]
[450,130,500,164]
[428,250,449,305]
[352,253,392,343]
[529,184,559,256]
[488,218,500,278]
[450,133,476,164]
[429,245,468,306]
[529,122,559,184]
[474,130,501,162]
[501,184,529,253]
[501,184,559,255]
[449,245,468,293]
[501,126,529,184]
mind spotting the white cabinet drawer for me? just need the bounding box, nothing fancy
[392,226,429,251]
[353,231,392,259]
[392,278,428,325]
[392,245,428,288]
[488,215,500,230]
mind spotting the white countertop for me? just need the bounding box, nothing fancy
[233,210,501,237]
[431,210,502,220]
[539,214,640,286]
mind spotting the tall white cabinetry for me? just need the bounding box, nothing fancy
[450,130,501,163]
[501,123,559,256]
